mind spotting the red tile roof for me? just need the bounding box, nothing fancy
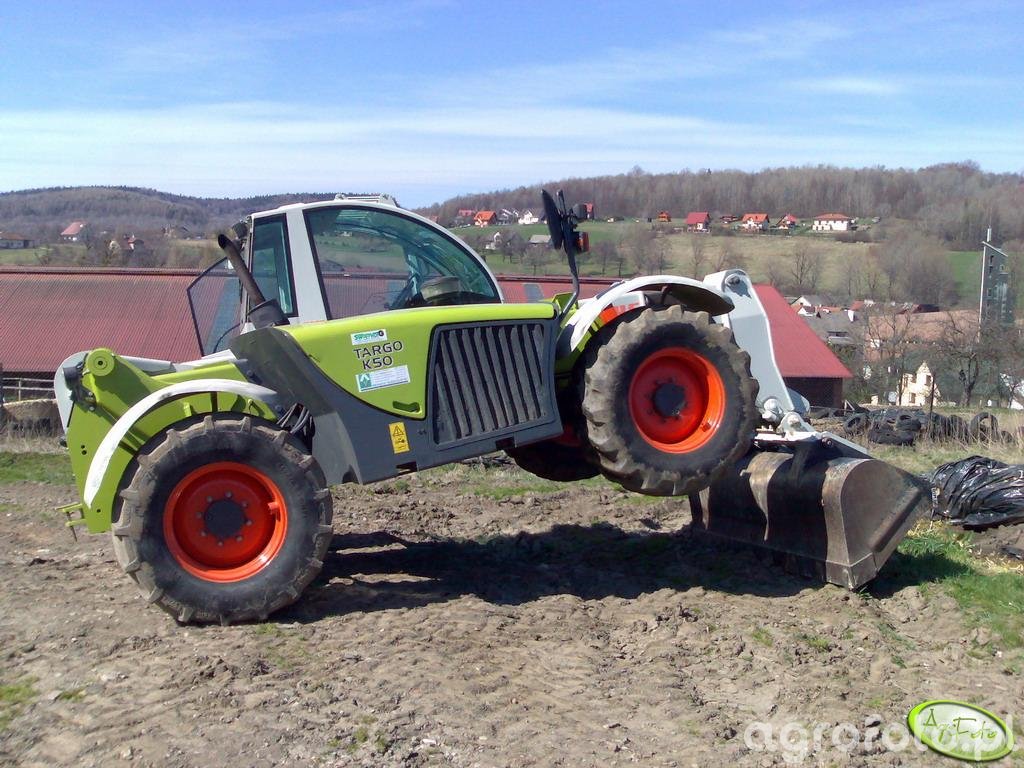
[60,221,86,237]
[814,213,851,221]
[685,212,710,225]
[753,284,852,379]
[0,267,201,373]
[741,213,768,223]
[474,210,496,223]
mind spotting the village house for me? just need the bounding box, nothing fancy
[581,203,595,220]
[473,210,497,227]
[527,234,551,248]
[452,209,476,226]
[0,232,34,249]
[899,362,940,407]
[656,211,672,223]
[497,209,518,226]
[684,212,711,232]
[60,221,87,242]
[776,214,799,230]
[812,213,855,232]
[740,213,770,232]
[518,210,541,225]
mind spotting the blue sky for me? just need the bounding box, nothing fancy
[1,1,1022,207]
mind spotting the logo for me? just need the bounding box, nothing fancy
[908,700,1014,762]
[351,329,387,345]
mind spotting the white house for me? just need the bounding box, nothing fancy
[899,362,940,407]
[518,210,540,225]
[812,213,855,232]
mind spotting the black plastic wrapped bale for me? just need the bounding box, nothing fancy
[930,456,1024,529]
[689,446,929,589]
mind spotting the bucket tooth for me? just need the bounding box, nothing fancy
[689,449,928,589]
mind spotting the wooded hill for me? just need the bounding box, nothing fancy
[418,163,1024,249]
[0,186,337,240]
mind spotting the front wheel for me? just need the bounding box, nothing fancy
[580,306,758,496]
[111,414,333,624]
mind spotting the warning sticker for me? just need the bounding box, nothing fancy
[388,422,410,453]
[351,329,387,345]
[356,365,410,392]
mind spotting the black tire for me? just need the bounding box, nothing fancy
[111,414,333,625]
[843,412,869,436]
[506,439,600,481]
[580,306,758,496]
[868,426,916,446]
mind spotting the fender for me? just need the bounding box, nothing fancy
[559,275,734,354]
[83,378,279,507]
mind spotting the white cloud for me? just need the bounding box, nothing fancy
[796,77,904,96]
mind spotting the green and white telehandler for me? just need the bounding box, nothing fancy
[55,191,926,624]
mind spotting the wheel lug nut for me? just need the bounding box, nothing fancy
[200,530,207,537]
[196,513,202,519]
[206,496,213,503]
[236,536,243,542]
[225,492,232,498]
[244,519,253,526]
[217,540,223,547]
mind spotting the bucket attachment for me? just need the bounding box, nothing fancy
[689,441,928,589]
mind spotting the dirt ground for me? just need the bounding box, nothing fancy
[1,460,1022,768]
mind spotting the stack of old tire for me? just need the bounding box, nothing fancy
[841,408,1015,447]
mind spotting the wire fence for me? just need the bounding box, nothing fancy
[0,366,55,405]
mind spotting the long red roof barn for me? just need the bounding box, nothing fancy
[0,268,851,405]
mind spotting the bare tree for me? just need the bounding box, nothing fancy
[837,255,863,302]
[863,307,922,405]
[933,312,992,406]
[787,240,824,294]
[684,235,708,278]
[710,240,746,274]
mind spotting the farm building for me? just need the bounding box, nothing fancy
[60,221,88,242]
[0,268,852,408]
[740,213,769,232]
[776,214,799,230]
[656,211,671,222]
[684,212,711,232]
[0,232,34,249]
[518,210,541,225]
[473,211,497,227]
[812,213,855,232]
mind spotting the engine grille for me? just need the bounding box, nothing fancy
[430,321,555,445]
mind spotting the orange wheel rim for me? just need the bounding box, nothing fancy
[628,347,726,453]
[163,462,288,583]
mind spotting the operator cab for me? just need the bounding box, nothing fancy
[188,199,502,355]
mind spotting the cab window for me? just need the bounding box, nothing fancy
[250,215,296,315]
[304,206,499,319]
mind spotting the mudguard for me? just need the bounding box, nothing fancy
[83,379,279,507]
[559,275,734,354]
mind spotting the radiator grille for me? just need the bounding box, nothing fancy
[431,322,553,445]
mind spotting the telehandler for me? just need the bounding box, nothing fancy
[56,191,925,623]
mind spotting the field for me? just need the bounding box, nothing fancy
[1,441,1023,767]
[475,223,983,304]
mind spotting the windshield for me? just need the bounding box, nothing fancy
[305,206,500,319]
[187,257,243,355]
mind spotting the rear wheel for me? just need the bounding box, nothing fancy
[111,414,333,624]
[580,306,758,496]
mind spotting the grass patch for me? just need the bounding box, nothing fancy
[56,687,86,702]
[751,627,773,647]
[800,633,832,652]
[0,451,73,485]
[890,524,1024,649]
[0,679,37,730]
